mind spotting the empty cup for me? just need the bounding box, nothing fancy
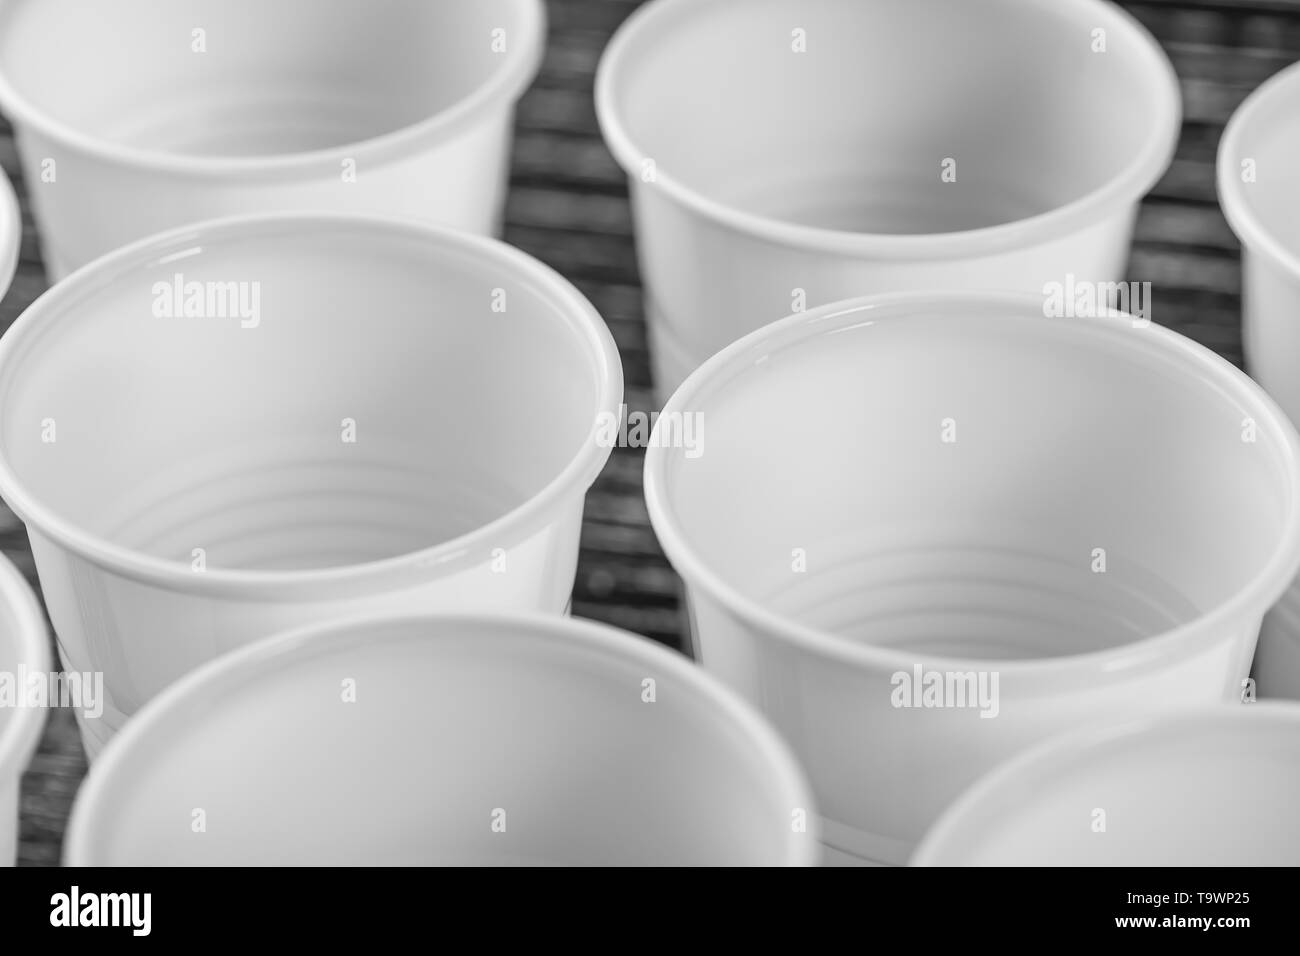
[912,703,1300,865]
[64,612,819,865]
[0,0,545,279]
[644,292,1300,865]
[0,552,50,866]
[1219,60,1300,701]
[0,213,622,760]
[597,0,1181,401]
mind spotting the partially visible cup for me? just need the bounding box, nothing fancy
[0,166,17,300]
[0,552,50,866]
[65,612,819,866]
[1219,60,1300,700]
[0,0,545,279]
[0,213,622,759]
[912,704,1300,866]
[597,0,1181,402]
[644,292,1300,865]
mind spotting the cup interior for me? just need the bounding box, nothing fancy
[916,708,1300,865]
[70,616,807,865]
[0,0,535,157]
[0,218,611,574]
[604,0,1172,234]
[654,299,1296,661]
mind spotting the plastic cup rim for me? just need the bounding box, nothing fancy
[0,0,547,179]
[64,609,821,866]
[0,211,624,597]
[909,701,1300,866]
[1217,59,1300,283]
[595,0,1182,261]
[642,290,1300,685]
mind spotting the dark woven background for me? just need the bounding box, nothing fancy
[2,0,1297,865]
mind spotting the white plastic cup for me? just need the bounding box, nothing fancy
[0,213,622,760]
[644,292,1300,865]
[0,0,545,279]
[0,166,17,299]
[1220,61,1300,436]
[64,612,819,866]
[1219,61,1300,701]
[0,552,50,867]
[597,0,1181,402]
[913,703,1300,866]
